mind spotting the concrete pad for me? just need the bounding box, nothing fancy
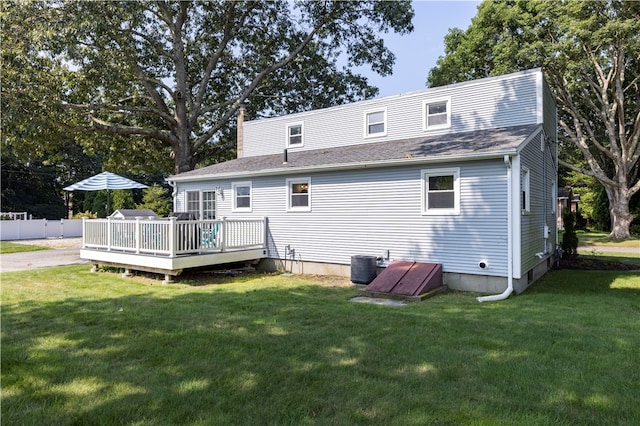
[349,296,407,307]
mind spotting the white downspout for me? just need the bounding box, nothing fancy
[167,179,177,212]
[478,155,514,302]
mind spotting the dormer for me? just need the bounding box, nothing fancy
[240,68,551,158]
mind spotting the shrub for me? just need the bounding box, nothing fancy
[561,208,579,258]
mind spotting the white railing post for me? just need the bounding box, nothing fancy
[82,217,87,248]
[220,217,226,252]
[263,216,267,249]
[169,217,177,257]
[135,217,141,254]
[107,217,112,251]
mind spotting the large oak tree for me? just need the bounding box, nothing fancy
[427,0,639,239]
[3,1,413,175]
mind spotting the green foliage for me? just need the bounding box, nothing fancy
[561,209,579,258]
[0,153,66,219]
[5,1,414,174]
[136,184,172,217]
[427,0,640,239]
[110,189,135,212]
[592,186,611,232]
[71,211,96,219]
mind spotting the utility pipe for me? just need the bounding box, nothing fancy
[478,155,514,302]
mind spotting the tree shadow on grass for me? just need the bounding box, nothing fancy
[527,269,640,297]
[2,272,639,425]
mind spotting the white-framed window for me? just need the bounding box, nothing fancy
[422,168,460,215]
[423,97,451,131]
[364,108,387,137]
[286,177,311,212]
[521,167,530,214]
[186,191,200,218]
[232,181,252,212]
[185,190,216,219]
[286,122,304,147]
[203,190,216,219]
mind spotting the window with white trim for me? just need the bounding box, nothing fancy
[422,168,460,215]
[287,123,303,147]
[186,191,200,218]
[423,98,451,130]
[521,168,530,213]
[203,190,216,219]
[233,182,252,212]
[364,109,387,137]
[286,177,311,211]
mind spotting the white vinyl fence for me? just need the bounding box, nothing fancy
[0,219,83,241]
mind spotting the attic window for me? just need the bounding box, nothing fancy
[364,109,387,137]
[422,168,460,215]
[287,122,303,147]
[423,97,451,130]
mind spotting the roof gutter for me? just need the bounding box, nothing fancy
[167,149,518,184]
[478,154,514,302]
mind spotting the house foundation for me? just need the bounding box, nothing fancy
[257,256,553,295]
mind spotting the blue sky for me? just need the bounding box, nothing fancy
[360,0,481,98]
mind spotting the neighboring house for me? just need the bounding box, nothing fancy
[557,187,580,229]
[109,209,159,220]
[167,68,558,295]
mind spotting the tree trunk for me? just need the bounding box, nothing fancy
[173,128,195,175]
[606,185,632,240]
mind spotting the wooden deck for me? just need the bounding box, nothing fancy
[81,217,267,280]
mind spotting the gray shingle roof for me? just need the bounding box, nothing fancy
[171,124,539,181]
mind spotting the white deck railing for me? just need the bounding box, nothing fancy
[82,217,266,257]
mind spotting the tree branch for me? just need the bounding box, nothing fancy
[190,1,244,128]
[194,17,331,151]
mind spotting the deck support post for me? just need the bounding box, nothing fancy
[162,274,174,285]
[122,268,133,278]
[91,263,99,272]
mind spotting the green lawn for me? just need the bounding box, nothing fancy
[0,241,49,254]
[575,230,640,248]
[2,267,639,425]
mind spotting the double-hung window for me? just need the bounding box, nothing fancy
[233,182,252,212]
[521,168,530,214]
[422,168,460,215]
[364,109,387,137]
[423,97,451,130]
[286,177,311,211]
[287,123,303,147]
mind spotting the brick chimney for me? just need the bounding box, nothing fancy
[237,105,246,158]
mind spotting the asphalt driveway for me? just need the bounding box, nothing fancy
[0,238,89,273]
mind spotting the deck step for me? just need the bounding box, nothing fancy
[363,261,443,298]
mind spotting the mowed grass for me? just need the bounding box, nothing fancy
[0,241,49,254]
[2,266,639,425]
[575,230,640,248]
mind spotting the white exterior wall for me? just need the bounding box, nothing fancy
[243,70,540,157]
[175,159,510,278]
